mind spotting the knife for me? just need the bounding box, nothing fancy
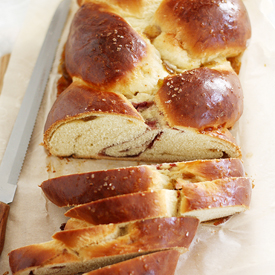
[0,0,71,256]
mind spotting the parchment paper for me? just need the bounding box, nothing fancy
[0,0,275,274]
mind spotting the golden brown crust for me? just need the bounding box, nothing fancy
[43,0,249,162]
[65,2,147,89]
[157,158,245,184]
[63,176,252,226]
[53,217,199,255]
[40,159,245,207]
[40,166,155,207]
[8,242,79,274]
[64,218,94,230]
[64,190,175,225]
[200,128,237,145]
[55,223,119,249]
[180,177,252,212]
[43,82,143,137]
[82,217,198,258]
[186,158,245,179]
[9,217,198,275]
[56,45,72,95]
[155,68,243,130]
[154,0,251,58]
[83,250,180,275]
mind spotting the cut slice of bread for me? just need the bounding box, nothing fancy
[40,158,245,207]
[82,250,181,275]
[64,177,252,225]
[9,217,199,275]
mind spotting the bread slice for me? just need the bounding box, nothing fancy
[64,177,252,225]
[8,217,199,275]
[82,250,180,275]
[43,0,251,162]
[40,158,245,207]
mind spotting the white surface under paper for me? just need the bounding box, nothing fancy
[0,0,275,274]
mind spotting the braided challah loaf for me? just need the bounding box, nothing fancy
[43,0,251,162]
[8,1,253,274]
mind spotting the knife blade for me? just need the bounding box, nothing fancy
[0,0,71,255]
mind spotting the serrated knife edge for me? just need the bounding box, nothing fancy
[0,0,71,256]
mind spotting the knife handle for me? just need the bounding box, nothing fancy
[0,201,10,256]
